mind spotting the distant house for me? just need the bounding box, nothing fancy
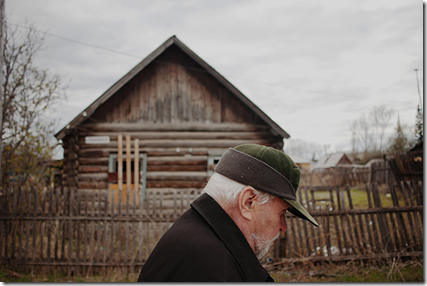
[310,152,353,172]
[288,154,312,173]
[54,36,290,200]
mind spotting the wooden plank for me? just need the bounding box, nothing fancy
[102,191,108,276]
[68,188,74,265]
[47,187,53,273]
[118,134,123,191]
[399,181,417,250]
[81,122,271,132]
[18,187,24,261]
[405,181,423,243]
[54,188,60,261]
[335,189,348,254]
[134,138,139,208]
[60,188,67,260]
[76,189,82,263]
[330,189,343,255]
[25,188,31,261]
[32,187,38,263]
[345,185,359,255]
[389,184,409,250]
[11,188,18,259]
[366,184,381,252]
[301,187,311,254]
[126,135,131,207]
[372,183,393,252]
[109,189,115,265]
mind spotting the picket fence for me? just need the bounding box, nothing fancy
[0,181,423,275]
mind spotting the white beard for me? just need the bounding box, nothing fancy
[251,232,280,260]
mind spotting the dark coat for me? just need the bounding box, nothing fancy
[137,193,274,282]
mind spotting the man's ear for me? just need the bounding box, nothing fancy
[238,187,257,221]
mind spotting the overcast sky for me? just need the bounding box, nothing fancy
[6,0,423,159]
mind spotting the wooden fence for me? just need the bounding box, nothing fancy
[275,181,423,264]
[0,181,423,275]
[0,187,202,276]
[301,161,395,187]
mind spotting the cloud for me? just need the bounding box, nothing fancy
[6,0,422,151]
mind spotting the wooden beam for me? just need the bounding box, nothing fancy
[118,134,123,191]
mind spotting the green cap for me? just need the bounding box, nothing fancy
[214,144,318,227]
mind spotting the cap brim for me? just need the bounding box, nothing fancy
[283,199,319,227]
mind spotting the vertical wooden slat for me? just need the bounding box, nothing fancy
[32,187,38,263]
[289,216,299,257]
[118,134,123,192]
[366,184,382,251]
[18,187,24,261]
[329,189,343,255]
[300,187,311,254]
[11,188,18,259]
[81,190,87,275]
[68,188,74,266]
[335,189,349,254]
[389,184,409,249]
[103,190,108,276]
[109,189,115,267]
[373,183,393,252]
[134,138,139,209]
[25,188,31,261]
[89,202,95,277]
[118,189,122,216]
[3,188,8,258]
[76,189,81,272]
[54,188,60,261]
[126,135,131,207]
[405,181,422,243]
[344,185,359,255]
[47,187,53,273]
[60,188,67,260]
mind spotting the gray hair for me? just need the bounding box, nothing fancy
[203,173,274,206]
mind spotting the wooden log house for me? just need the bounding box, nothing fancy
[55,36,291,203]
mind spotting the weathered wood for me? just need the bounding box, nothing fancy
[399,181,418,249]
[77,138,269,149]
[118,134,123,191]
[126,135,132,202]
[18,187,24,261]
[81,122,271,132]
[79,130,273,140]
[134,138,139,208]
[1,181,422,274]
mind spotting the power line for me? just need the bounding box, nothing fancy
[7,21,341,97]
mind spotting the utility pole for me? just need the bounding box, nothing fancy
[414,69,422,111]
[0,0,4,185]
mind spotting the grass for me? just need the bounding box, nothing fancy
[1,259,422,282]
[0,267,140,282]
[304,185,405,210]
[270,259,423,282]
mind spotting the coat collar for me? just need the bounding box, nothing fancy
[191,193,274,282]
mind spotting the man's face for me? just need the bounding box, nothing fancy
[251,196,290,259]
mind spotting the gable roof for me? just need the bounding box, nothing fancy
[55,35,290,140]
[310,152,353,171]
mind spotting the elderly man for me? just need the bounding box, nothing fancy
[137,144,318,282]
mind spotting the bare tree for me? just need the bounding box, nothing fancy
[350,105,394,162]
[284,139,325,161]
[370,105,394,153]
[1,21,66,187]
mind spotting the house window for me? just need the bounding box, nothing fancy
[207,154,223,176]
[108,153,147,204]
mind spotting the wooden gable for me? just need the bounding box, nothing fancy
[88,44,266,126]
